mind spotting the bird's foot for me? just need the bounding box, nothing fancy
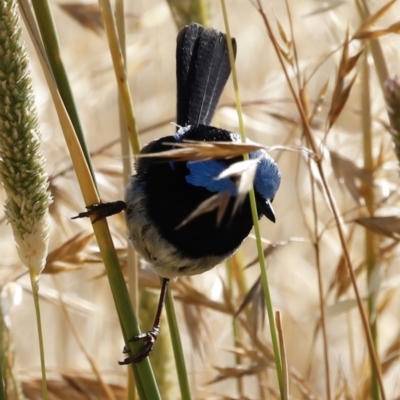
[72,201,126,223]
[118,327,160,364]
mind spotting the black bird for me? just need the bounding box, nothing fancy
[75,23,281,363]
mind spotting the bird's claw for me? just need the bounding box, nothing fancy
[118,327,160,365]
[72,201,126,222]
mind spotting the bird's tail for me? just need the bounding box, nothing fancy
[176,23,236,128]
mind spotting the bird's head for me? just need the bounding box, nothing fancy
[174,125,281,223]
[249,147,281,222]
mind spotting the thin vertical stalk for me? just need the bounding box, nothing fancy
[227,256,244,397]
[165,285,192,400]
[275,312,288,400]
[361,52,380,400]
[358,0,389,94]
[30,0,96,183]
[0,363,4,400]
[309,164,331,400]
[30,272,48,400]
[98,0,140,155]
[114,1,137,397]
[220,1,284,396]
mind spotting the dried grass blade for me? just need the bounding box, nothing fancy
[355,216,400,239]
[276,18,289,45]
[299,85,309,119]
[175,192,230,229]
[387,20,400,33]
[355,21,400,39]
[328,72,358,130]
[274,17,293,64]
[352,0,397,39]
[174,280,233,314]
[343,50,364,76]
[59,3,103,34]
[235,277,265,336]
[218,158,259,215]
[244,239,292,269]
[275,312,289,400]
[209,364,265,384]
[354,29,389,40]
[47,233,94,262]
[140,141,265,162]
[381,330,400,374]
[330,150,372,205]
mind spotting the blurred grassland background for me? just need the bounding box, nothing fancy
[2,0,400,399]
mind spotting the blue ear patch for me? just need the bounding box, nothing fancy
[249,150,281,200]
[185,160,235,193]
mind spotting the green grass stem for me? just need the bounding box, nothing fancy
[0,362,4,400]
[227,256,244,396]
[166,0,211,29]
[165,284,192,400]
[29,271,48,400]
[221,1,284,397]
[30,0,96,185]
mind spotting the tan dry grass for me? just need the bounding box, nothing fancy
[2,0,400,399]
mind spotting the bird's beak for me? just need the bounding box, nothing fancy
[257,198,276,223]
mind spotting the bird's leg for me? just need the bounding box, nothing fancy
[72,200,126,222]
[119,278,170,364]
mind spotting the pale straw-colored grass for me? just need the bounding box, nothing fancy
[2,0,400,399]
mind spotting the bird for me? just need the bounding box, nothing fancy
[74,23,281,364]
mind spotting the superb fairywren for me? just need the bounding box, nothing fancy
[75,23,280,363]
[126,25,280,278]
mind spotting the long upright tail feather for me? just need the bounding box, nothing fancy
[176,23,237,128]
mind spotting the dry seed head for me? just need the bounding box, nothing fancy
[0,0,52,275]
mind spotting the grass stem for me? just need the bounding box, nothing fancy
[361,51,380,400]
[221,1,284,396]
[165,284,192,400]
[29,271,48,400]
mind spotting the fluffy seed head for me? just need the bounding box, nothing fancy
[0,1,52,275]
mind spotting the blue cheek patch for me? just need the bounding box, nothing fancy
[249,149,281,200]
[185,160,234,193]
